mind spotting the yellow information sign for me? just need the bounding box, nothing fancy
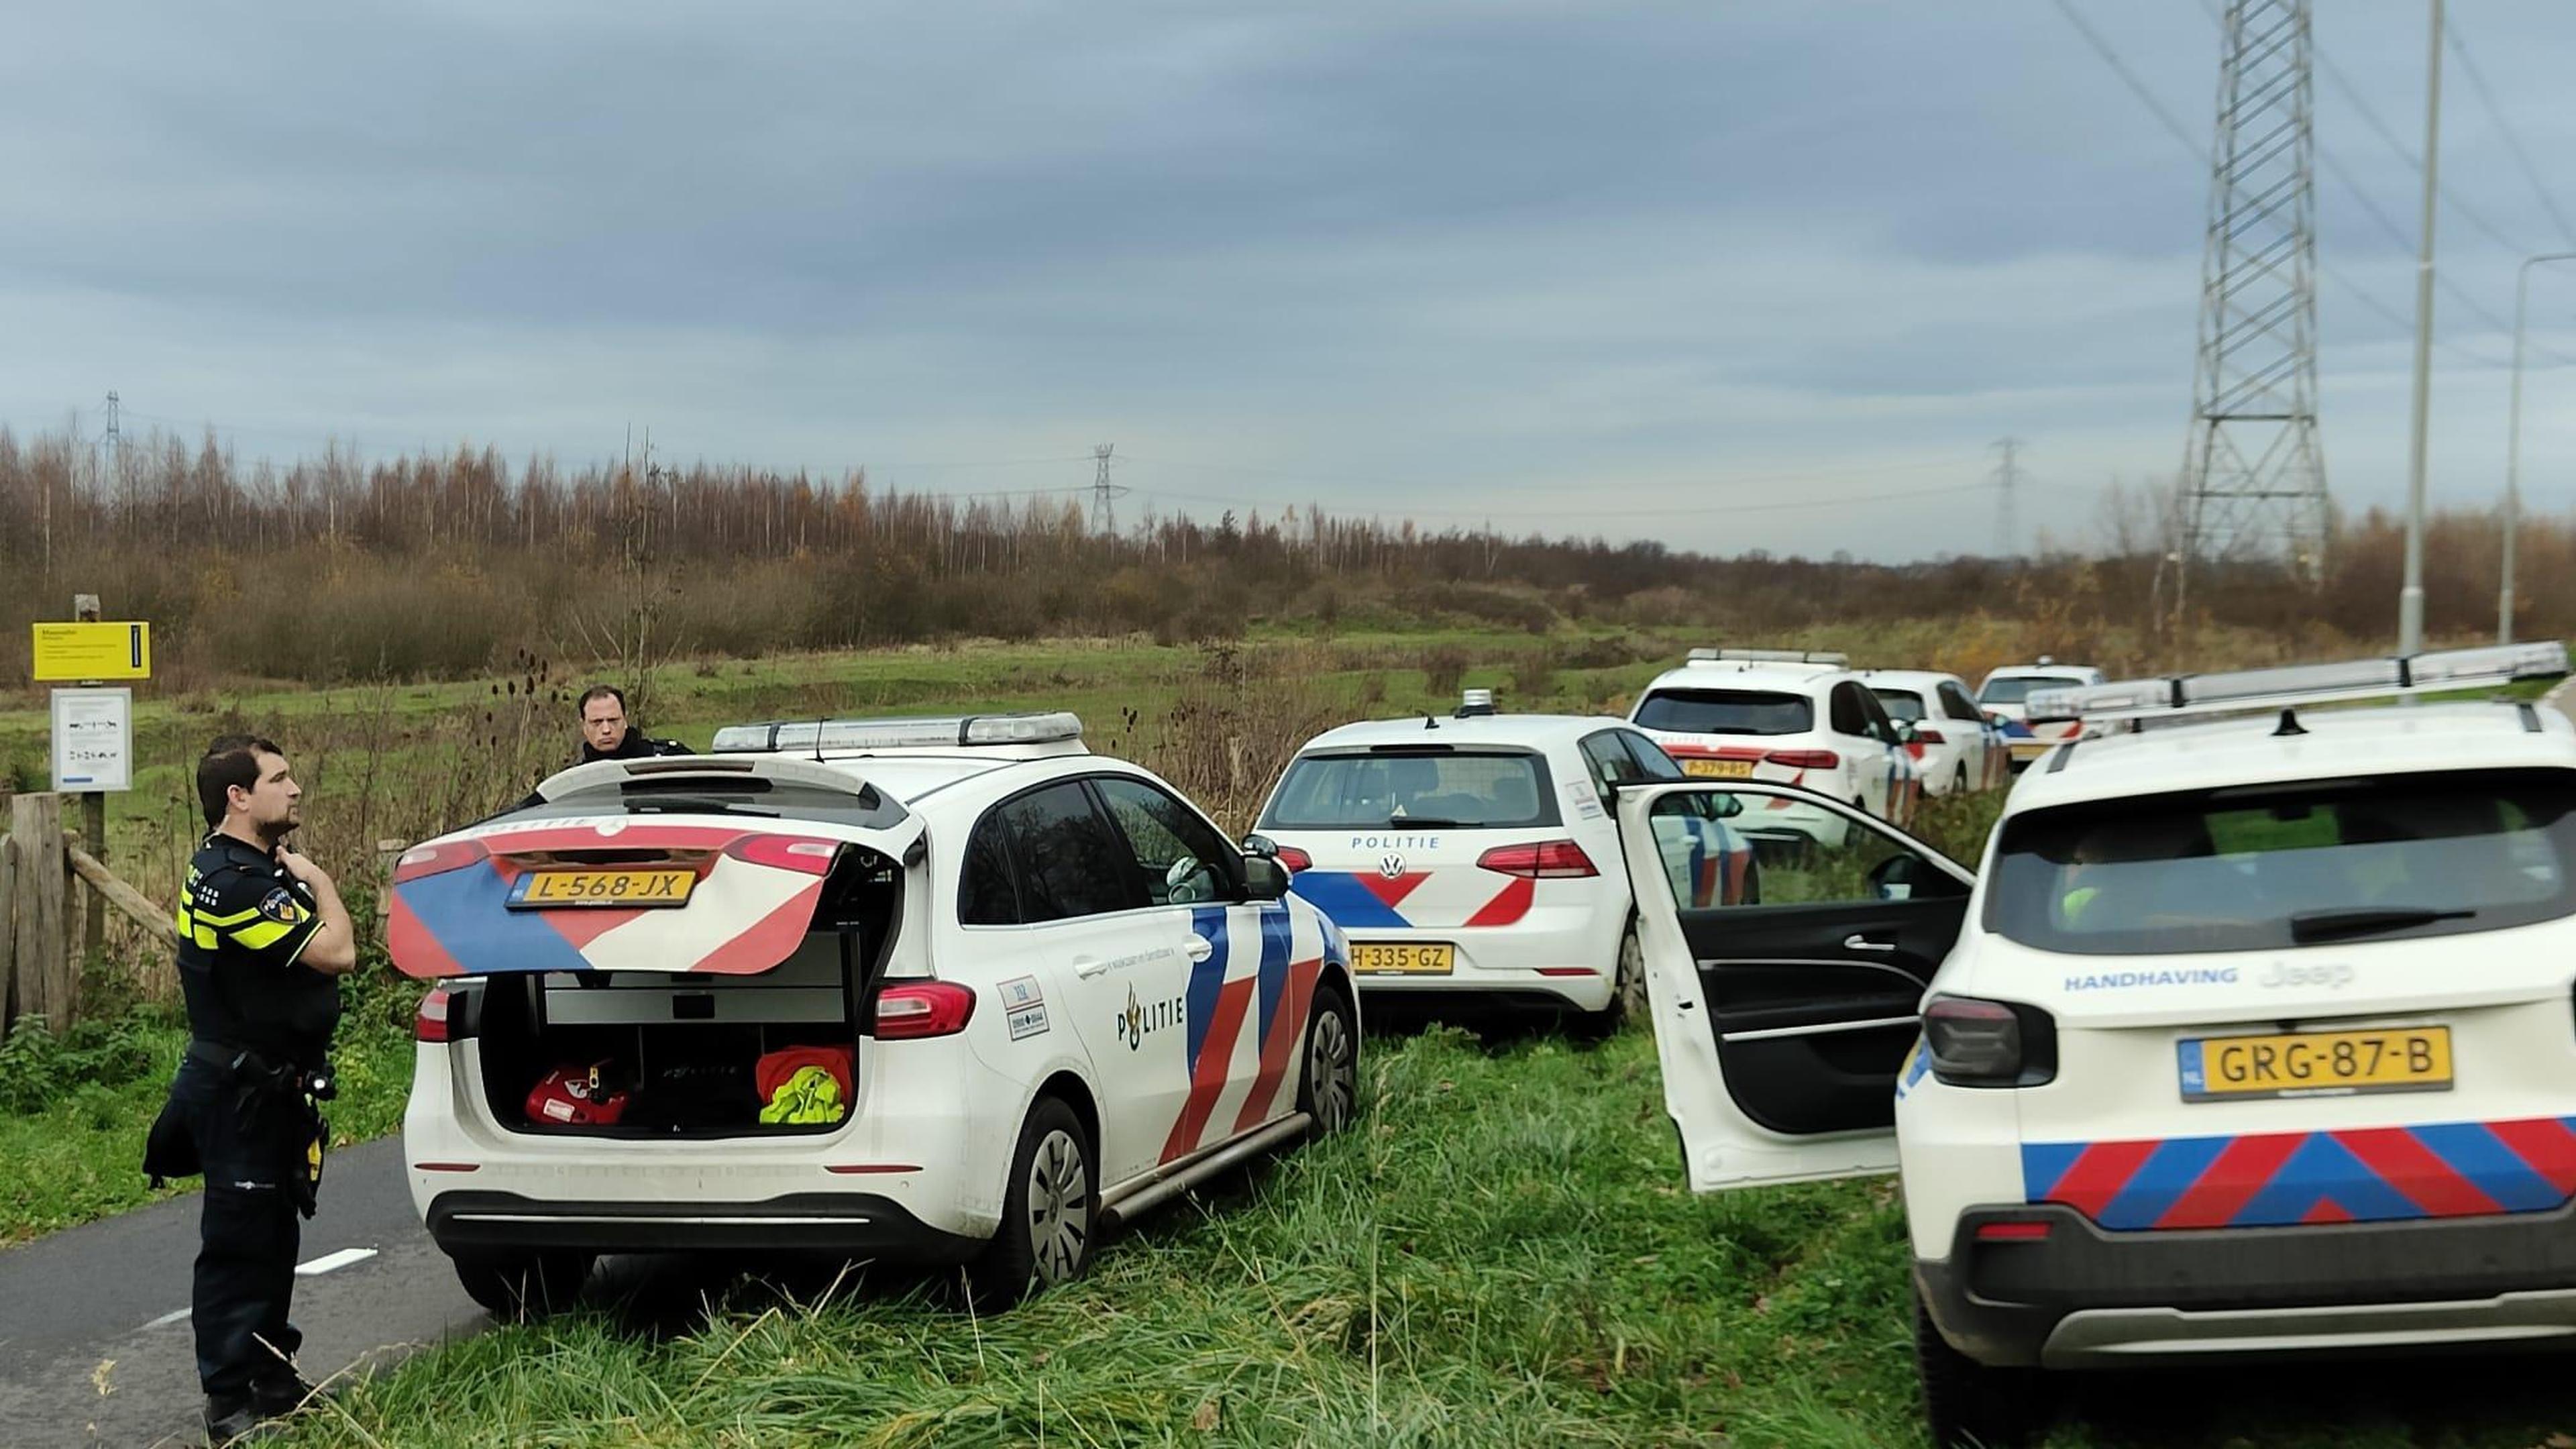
[31,623,152,682]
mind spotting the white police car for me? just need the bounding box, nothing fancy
[1625,643,2575,1446]
[390,712,1358,1315]
[1977,657,2105,770]
[1246,692,1754,1028]
[1628,647,1920,844]
[1864,668,2008,796]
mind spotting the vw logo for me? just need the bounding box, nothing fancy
[1377,853,1407,879]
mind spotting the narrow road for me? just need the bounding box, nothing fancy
[0,1138,480,1448]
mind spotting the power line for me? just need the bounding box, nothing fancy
[1135,476,1996,525]
[2047,0,2532,371]
[2443,13,2576,252]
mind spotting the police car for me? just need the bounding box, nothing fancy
[1622,642,2573,1446]
[1863,668,2008,796]
[1976,657,2106,770]
[1246,692,1754,1028]
[1627,648,1920,844]
[389,712,1359,1315]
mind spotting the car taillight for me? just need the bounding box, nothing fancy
[873,981,976,1039]
[1765,749,1840,770]
[415,988,453,1044]
[1913,729,1947,746]
[1475,841,1598,878]
[722,835,841,875]
[393,838,489,883]
[1275,845,1313,873]
[1923,994,2057,1087]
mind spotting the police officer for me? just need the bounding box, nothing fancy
[158,735,358,1444]
[575,684,684,763]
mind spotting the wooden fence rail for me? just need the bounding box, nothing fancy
[1,793,179,1037]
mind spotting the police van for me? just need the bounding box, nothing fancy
[390,712,1358,1315]
[1621,643,2576,1446]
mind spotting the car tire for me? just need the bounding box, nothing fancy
[1297,979,1360,1134]
[967,1095,1096,1310]
[1915,1286,2041,1448]
[451,1248,593,1322]
[1951,765,1968,796]
[1578,922,1650,1038]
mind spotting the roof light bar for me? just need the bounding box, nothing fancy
[2025,641,2568,724]
[713,710,1085,755]
[1685,647,1850,667]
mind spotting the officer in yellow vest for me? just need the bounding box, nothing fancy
[156,735,358,1444]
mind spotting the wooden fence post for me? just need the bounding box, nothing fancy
[9,795,71,1032]
[0,834,17,1034]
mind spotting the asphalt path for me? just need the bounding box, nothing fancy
[0,1138,480,1448]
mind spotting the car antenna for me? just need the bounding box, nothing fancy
[813,714,828,763]
[2273,707,2308,737]
[1423,712,1439,731]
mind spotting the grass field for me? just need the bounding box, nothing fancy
[256,1022,2576,1449]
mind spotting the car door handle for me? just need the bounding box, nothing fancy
[1843,934,1896,953]
[1073,955,1112,979]
[1183,937,1215,963]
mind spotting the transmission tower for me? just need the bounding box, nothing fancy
[1089,443,1118,536]
[2180,0,2330,576]
[1991,437,2023,557]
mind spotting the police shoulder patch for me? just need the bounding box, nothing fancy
[258,886,306,924]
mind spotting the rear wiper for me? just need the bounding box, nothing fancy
[2288,906,2475,943]
[1390,815,1464,828]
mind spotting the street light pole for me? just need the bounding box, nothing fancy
[2503,252,2576,643]
[2398,0,2445,658]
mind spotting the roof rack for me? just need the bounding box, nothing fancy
[2024,642,2567,724]
[1685,647,1849,667]
[712,711,1087,755]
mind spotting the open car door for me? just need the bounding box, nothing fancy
[387,755,924,979]
[1615,782,1975,1191]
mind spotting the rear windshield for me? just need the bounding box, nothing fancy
[1260,749,1558,830]
[1870,688,1927,722]
[1978,675,2083,705]
[508,776,909,830]
[1633,689,1813,736]
[1985,769,2576,955]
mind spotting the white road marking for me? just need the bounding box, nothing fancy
[294,1247,377,1277]
[144,1307,191,1330]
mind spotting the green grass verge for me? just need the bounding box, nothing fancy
[268,1025,2576,1449]
[0,965,418,1246]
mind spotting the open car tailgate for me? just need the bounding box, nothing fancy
[386,758,921,979]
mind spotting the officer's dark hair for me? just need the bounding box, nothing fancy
[197,735,284,829]
[578,685,627,716]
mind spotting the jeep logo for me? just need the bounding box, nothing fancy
[2259,961,2355,990]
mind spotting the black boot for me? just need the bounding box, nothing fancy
[252,1371,320,1417]
[203,1393,271,1446]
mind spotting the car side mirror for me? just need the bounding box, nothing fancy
[1892,721,1918,745]
[1869,854,1924,901]
[1706,792,1744,818]
[1242,833,1279,859]
[1242,853,1291,902]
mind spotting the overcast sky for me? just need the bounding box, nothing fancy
[8,2,2576,561]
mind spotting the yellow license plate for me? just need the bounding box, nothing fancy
[1680,758,1754,780]
[508,869,696,909]
[1351,943,1455,975]
[2180,1026,2453,1101]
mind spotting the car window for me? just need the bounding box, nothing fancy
[958,810,1023,925]
[1985,769,2576,955]
[1618,731,1690,782]
[1637,688,1813,736]
[1936,682,1982,720]
[1259,749,1559,830]
[1580,731,1654,790]
[1092,776,1237,906]
[1828,684,1869,738]
[994,782,1149,922]
[1977,675,2084,705]
[1650,793,1961,906]
[1855,687,1899,743]
[1870,688,1927,723]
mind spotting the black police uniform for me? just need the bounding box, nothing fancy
[580,729,685,763]
[158,832,337,1407]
